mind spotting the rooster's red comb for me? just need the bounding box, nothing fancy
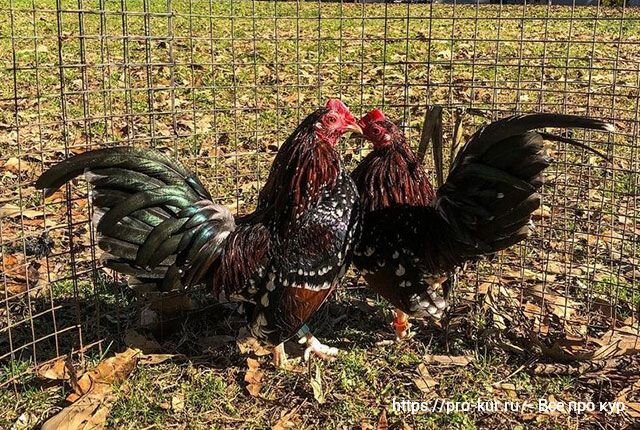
[325,98,356,123]
[359,109,386,126]
[325,98,349,113]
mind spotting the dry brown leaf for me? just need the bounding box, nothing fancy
[360,421,373,430]
[543,260,583,277]
[72,348,140,397]
[589,329,640,360]
[245,357,264,397]
[622,401,640,417]
[123,329,163,354]
[502,267,556,283]
[376,409,388,430]
[1,253,28,294]
[2,157,22,173]
[526,284,580,320]
[1,253,44,294]
[272,407,300,430]
[414,363,438,394]
[615,382,640,418]
[41,392,114,430]
[536,322,640,362]
[138,354,180,366]
[423,354,474,367]
[41,348,139,430]
[0,204,42,219]
[236,328,272,357]
[492,382,517,399]
[476,275,501,295]
[36,357,71,381]
[523,302,543,316]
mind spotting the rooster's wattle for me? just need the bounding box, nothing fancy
[351,109,612,338]
[36,99,362,364]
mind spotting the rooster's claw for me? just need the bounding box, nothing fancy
[299,335,339,361]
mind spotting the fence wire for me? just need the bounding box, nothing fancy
[1,0,639,387]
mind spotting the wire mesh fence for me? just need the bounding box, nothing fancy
[1,0,639,389]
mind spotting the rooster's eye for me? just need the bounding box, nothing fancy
[325,113,338,124]
[371,126,383,137]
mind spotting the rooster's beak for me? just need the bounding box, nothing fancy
[344,122,363,137]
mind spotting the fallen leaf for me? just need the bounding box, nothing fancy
[492,382,517,399]
[360,420,373,430]
[476,275,500,295]
[423,354,474,367]
[41,348,139,430]
[526,284,580,320]
[1,253,43,294]
[72,348,140,397]
[310,364,325,404]
[123,329,163,354]
[272,407,300,430]
[502,267,556,283]
[245,357,264,397]
[138,354,180,365]
[414,363,438,394]
[236,328,272,357]
[615,382,640,418]
[41,393,114,430]
[589,327,640,360]
[0,204,42,219]
[36,357,71,380]
[376,409,388,430]
[3,157,21,173]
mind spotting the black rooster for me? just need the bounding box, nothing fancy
[36,99,363,364]
[351,108,612,338]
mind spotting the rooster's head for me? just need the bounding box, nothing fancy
[358,109,402,150]
[314,99,362,145]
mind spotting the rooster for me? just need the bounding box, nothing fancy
[351,108,613,339]
[36,99,363,365]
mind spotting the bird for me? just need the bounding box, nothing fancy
[350,108,613,339]
[36,99,363,366]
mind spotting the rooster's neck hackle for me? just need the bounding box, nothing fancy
[353,137,435,212]
[257,108,341,232]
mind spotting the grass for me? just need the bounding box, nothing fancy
[1,0,639,429]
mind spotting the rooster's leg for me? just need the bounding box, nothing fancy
[299,333,339,361]
[272,342,288,368]
[393,308,412,340]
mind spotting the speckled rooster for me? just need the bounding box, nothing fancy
[36,99,362,365]
[351,108,613,339]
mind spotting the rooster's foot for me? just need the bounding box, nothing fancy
[299,335,339,361]
[393,309,414,340]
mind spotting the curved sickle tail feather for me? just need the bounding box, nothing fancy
[432,113,613,265]
[36,147,235,292]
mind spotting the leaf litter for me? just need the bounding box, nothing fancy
[37,346,193,430]
[40,348,140,430]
